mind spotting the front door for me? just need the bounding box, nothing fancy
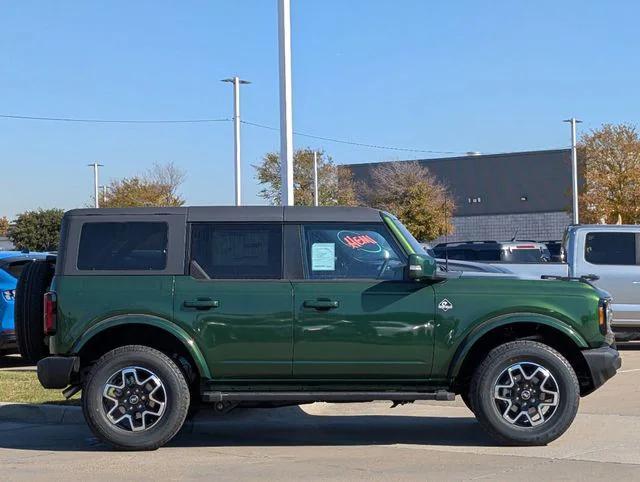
[173,222,293,379]
[292,223,435,379]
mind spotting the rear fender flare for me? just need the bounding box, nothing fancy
[71,314,211,379]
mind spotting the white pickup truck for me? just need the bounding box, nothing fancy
[491,225,640,342]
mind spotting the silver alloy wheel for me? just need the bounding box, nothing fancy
[102,366,167,432]
[493,362,560,427]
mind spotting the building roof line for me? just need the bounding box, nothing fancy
[346,148,571,168]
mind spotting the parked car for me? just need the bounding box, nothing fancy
[18,207,619,450]
[500,225,640,342]
[0,251,49,355]
[433,240,551,263]
[436,258,516,276]
[541,240,565,262]
[420,243,436,258]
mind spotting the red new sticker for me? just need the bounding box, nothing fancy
[337,231,382,252]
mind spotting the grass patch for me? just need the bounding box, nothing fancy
[0,371,80,405]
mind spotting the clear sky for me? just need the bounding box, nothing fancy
[1,1,639,219]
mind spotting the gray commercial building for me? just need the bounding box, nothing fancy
[347,149,573,242]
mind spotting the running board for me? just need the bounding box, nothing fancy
[202,390,455,403]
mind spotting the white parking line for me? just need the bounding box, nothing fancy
[618,368,640,373]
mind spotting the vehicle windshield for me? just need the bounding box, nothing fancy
[386,215,427,255]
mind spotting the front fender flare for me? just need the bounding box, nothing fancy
[447,312,588,381]
[71,314,211,379]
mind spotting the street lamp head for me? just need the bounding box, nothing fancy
[221,77,251,85]
[563,118,583,123]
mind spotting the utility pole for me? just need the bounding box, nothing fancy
[313,151,319,206]
[563,118,582,224]
[278,0,294,206]
[222,76,251,206]
[88,162,103,208]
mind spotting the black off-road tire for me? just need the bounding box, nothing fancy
[461,391,475,414]
[470,340,580,446]
[83,345,190,451]
[14,260,54,363]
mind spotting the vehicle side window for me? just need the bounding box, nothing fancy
[77,222,168,270]
[190,223,282,279]
[1,260,33,279]
[477,248,500,261]
[302,224,405,280]
[585,232,637,265]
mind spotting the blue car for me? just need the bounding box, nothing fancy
[0,251,49,355]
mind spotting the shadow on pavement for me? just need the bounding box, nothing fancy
[618,342,640,351]
[0,355,34,370]
[0,405,496,452]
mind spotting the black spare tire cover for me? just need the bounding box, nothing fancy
[14,260,54,363]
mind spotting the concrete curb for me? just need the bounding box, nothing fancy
[0,402,85,425]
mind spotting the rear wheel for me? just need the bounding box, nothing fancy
[461,391,474,414]
[470,340,579,446]
[15,260,53,363]
[82,345,190,451]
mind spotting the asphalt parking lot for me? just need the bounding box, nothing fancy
[0,349,638,481]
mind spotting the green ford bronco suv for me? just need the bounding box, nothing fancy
[17,206,620,450]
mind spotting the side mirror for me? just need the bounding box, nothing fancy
[408,253,437,280]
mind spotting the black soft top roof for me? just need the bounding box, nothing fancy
[64,206,384,223]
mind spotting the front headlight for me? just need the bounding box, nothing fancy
[598,298,612,335]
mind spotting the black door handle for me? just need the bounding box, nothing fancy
[183,299,219,310]
[303,299,339,310]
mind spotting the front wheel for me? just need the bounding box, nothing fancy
[470,340,579,446]
[83,345,190,451]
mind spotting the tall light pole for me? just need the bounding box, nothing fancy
[222,76,250,206]
[313,151,319,206]
[278,0,294,206]
[88,162,103,208]
[563,118,582,224]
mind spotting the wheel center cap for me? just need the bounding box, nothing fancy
[129,395,140,405]
[521,389,531,401]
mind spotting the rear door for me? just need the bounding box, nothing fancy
[291,223,435,379]
[173,222,293,379]
[580,229,640,327]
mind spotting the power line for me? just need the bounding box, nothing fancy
[240,120,466,155]
[2,112,565,156]
[0,114,231,124]
[0,112,469,154]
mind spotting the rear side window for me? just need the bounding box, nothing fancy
[190,223,282,279]
[1,260,33,279]
[585,232,637,265]
[474,249,501,261]
[77,222,168,270]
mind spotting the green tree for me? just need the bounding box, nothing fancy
[254,148,358,206]
[100,162,186,208]
[361,161,455,241]
[8,209,64,251]
[0,216,9,237]
[578,123,640,224]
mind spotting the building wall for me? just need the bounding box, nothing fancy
[0,237,14,250]
[433,211,571,243]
